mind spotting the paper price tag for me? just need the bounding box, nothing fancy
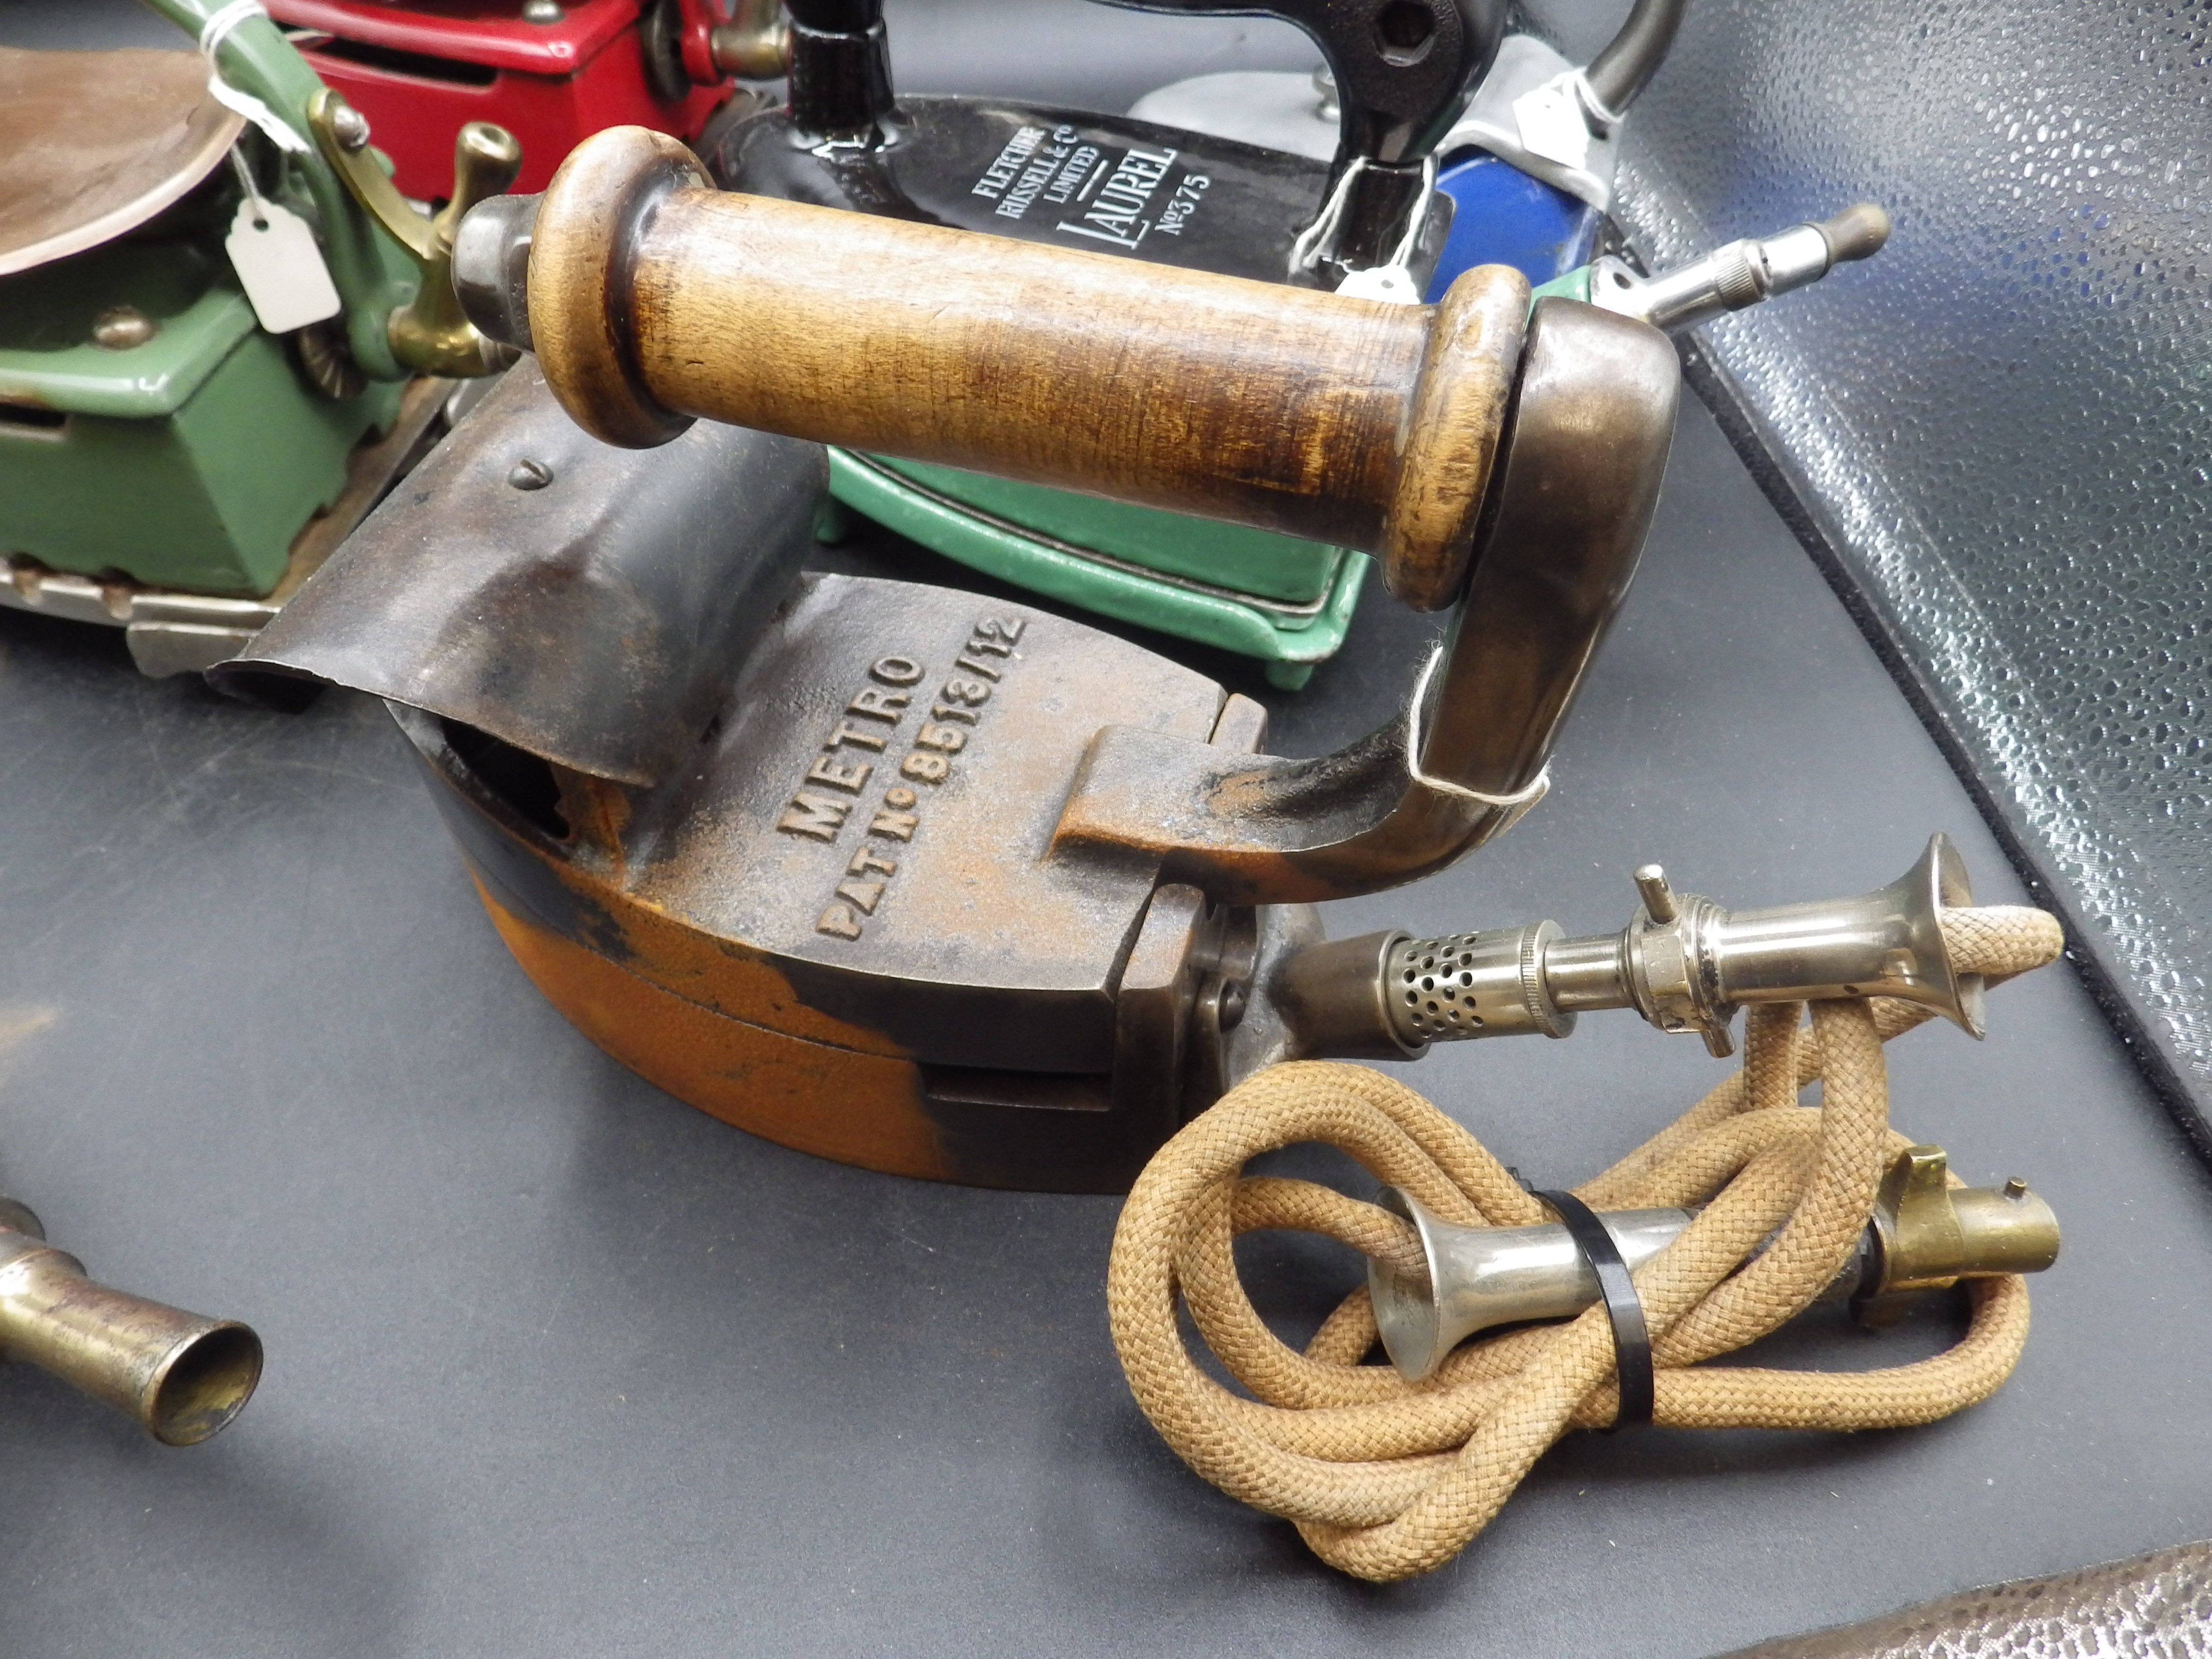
[224,198,342,335]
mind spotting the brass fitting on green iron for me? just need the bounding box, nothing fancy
[307,88,522,378]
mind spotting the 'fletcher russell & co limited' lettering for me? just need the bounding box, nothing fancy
[991,125,1095,221]
[969,126,1046,202]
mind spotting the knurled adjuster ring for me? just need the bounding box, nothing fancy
[1531,1187,1654,1428]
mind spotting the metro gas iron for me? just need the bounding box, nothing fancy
[226,128,1927,1192]
[708,0,1880,686]
[0,0,518,675]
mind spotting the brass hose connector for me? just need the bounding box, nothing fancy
[710,0,793,77]
[0,1198,262,1445]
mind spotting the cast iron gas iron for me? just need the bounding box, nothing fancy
[701,0,1749,686]
[1133,0,1691,298]
[706,0,1503,686]
[707,0,1497,285]
[0,0,518,676]
[228,128,1923,1191]
[1130,9,1891,362]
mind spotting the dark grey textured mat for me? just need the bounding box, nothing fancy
[1714,1540,2212,1659]
[1546,0,2212,1145]
[3,4,2211,1655]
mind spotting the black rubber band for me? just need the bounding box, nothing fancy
[1532,1189,1654,1429]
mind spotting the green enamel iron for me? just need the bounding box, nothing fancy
[0,0,517,675]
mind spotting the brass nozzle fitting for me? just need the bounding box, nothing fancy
[0,1198,262,1445]
[307,91,524,378]
[710,0,793,80]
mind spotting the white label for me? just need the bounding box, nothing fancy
[1512,74,1593,172]
[1335,264,1422,305]
[224,198,342,334]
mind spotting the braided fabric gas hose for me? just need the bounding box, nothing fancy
[1105,904,2064,1582]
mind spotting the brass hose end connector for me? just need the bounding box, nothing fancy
[0,1199,262,1445]
[1854,1145,2060,1326]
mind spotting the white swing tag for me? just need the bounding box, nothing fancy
[1334,264,1422,304]
[1512,73,1594,172]
[224,197,342,334]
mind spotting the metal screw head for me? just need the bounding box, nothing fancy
[2002,1177,2030,1202]
[522,0,565,22]
[329,100,372,152]
[90,306,157,350]
[507,458,554,491]
[1218,982,1249,1031]
[1310,64,1340,120]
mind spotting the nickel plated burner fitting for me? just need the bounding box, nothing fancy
[1278,834,1984,1061]
[1584,203,1891,335]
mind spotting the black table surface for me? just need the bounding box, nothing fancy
[5,5,2210,1655]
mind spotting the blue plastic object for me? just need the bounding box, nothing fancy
[1424,149,1602,298]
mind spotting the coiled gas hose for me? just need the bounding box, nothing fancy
[1105,905,2063,1582]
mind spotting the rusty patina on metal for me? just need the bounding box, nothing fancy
[225,360,824,785]
[395,576,1267,1190]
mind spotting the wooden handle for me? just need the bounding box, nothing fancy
[527,127,1531,609]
